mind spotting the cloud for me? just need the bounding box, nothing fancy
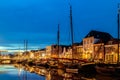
[0,32,57,53]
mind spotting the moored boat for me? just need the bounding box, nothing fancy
[66,68,78,73]
[95,63,120,76]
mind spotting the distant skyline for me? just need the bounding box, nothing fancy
[0,0,120,53]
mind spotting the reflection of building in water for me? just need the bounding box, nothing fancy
[15,64,97,80]
[46,71,51,80]
[45,69,63,80]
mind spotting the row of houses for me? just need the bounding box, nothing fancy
[20,30,119,63]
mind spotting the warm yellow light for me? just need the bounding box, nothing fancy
[112,52,114,54]
[85,54,88,59]
[99,53,102,59]
[89,50,92,53]
[42,54,45,57]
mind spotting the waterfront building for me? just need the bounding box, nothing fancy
[76,45,83,59]
[105,39,119,63]
[22,51,29,60]
[29,51,35,59]
[46,46,52,59]
[76,30,113,61]
[93,41,104,61]
[72,43,83,60]
[50,45,70,59]
[39,48,46,59]
[51,45,58,58]
[46,45,72,62]
[28,49,46,60]
[64,47,72,59]
[15,30,120,63]
[58,45,71,59]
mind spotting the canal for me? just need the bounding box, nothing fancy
[0,65,45,80]
[0,64,120,80]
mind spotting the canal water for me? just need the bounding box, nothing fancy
[0,64,120,80]
[0,65,45,80]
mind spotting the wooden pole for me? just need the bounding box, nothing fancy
[117,4,120,63]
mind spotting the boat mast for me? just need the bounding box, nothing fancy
[69,1,74,62]
[57,24,60,58]
[117,3,120,63]
[70,4,74,45]
[69,1,74,63]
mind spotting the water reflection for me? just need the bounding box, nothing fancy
[15,64,96,80]
[15,64,120,80]
[0,65,45,80]
[1,64,120,80]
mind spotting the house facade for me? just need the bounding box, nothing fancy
[105,39,119,63]
[74,30,116,62]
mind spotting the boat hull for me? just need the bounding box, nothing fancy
[66,68,78,73]
[95,65,120,76]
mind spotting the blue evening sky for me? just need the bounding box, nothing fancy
[0,0,119,53]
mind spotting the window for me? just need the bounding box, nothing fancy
[91,39,93,43]
[84,41,86,44]
[95,46,98,51]
[87,40,89,44]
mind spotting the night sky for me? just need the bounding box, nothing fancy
[0,0,119,53]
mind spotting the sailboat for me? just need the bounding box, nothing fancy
[65,3,79,73]
[95,3,120,76]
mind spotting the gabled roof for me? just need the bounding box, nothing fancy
[84,30,113,43]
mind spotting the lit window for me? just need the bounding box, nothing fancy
[87,40,89,44]
[84,41,86,44]
[90,39,92,43]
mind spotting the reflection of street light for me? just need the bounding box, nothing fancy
[42,53,45,59]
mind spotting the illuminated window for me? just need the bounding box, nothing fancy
[87,40,89,44]
[90,39,92,43]
[84,41,86,44]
